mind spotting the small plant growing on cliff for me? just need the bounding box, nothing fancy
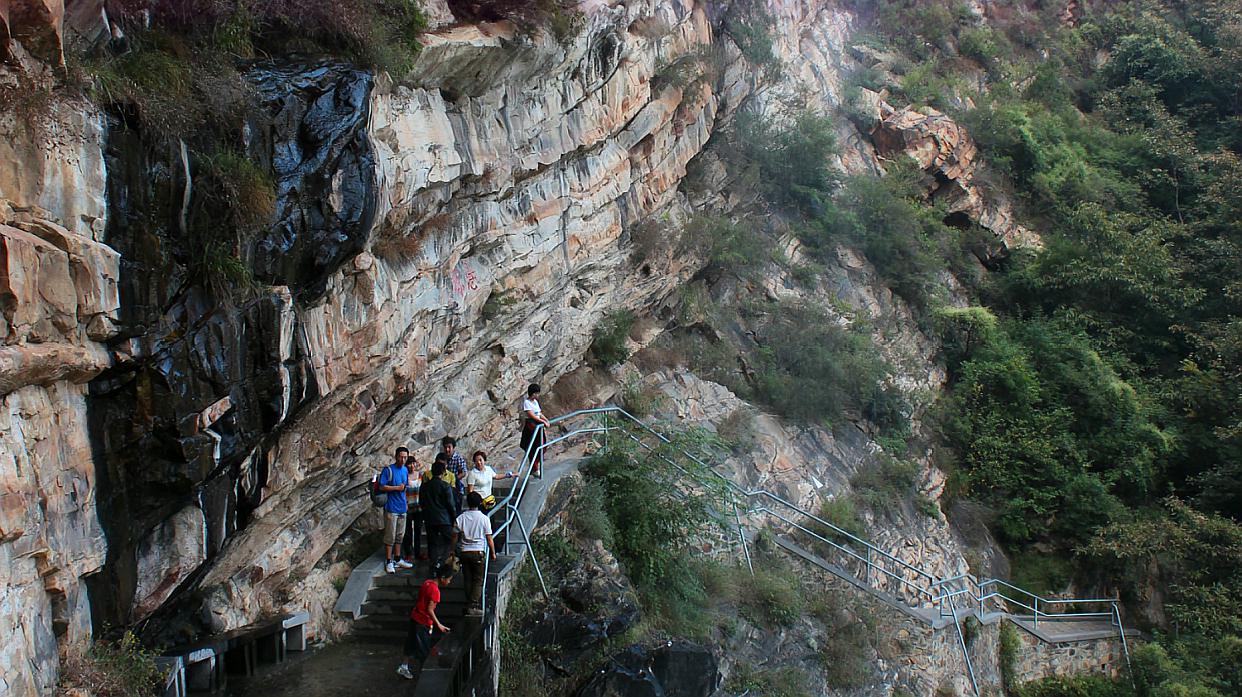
[590,310,635,367]
[725,664,811,697]
[59,632,162,697]
[619,375,665,418]
[200,149,277,231]
[999,621,1021,693]
[819,618,872,688]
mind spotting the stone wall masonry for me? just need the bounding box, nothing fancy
[1010,627,1127,684]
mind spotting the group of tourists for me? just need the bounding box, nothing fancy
[375,384,552,680]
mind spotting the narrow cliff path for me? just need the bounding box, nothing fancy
[227,457,584,696]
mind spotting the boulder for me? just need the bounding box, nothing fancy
[575,641,719,697]
[529,558,641,667]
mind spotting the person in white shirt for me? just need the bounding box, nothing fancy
[452,492,495,616]
[463,450,514,506]
[519,383,551,475]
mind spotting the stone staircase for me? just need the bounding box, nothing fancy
[348,557,513,643]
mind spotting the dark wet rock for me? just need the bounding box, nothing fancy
[245,61,377,299]
[529,559,641,667]
[85,60,373,639]
[575,641,719,697]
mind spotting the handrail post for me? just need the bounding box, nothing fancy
[481,552,490,616]
[1033,596,1039,628]
[865,548,873,588]
[733,498,754,577]
[514,509,550,599]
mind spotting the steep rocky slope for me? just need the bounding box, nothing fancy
[0,0,1033,693]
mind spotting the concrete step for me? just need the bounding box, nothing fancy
[360,600,470,619]
[363,587,467,603]
[371,572,466,589]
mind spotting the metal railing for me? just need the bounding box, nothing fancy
[481,405,1133,694]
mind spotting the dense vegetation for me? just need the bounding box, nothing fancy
[668,1,1242,694]
[832,1,1242,694]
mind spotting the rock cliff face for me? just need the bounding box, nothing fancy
[0,0,1031,693]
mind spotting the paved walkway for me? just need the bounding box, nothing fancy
[225,456,584,696]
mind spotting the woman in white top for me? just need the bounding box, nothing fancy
[463,451,514,508]
[519,383,551,475]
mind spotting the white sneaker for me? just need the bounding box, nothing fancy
[396,664,414,680]
[385,561,396,574]
[396,559,414,569]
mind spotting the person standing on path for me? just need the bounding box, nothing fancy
[520,384,551,476]
[402,454,426,563]
[463,450,513,510]
[440,436,469,511]
[421,459,457,567]
[453,492,496,616]
[378,448,415,574]
[396,561,456,680]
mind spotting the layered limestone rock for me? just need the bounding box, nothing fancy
[192,0,722,634]
[871,104,1040,253]
[0,99,116,695]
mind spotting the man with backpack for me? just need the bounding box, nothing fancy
[377,447,415,574]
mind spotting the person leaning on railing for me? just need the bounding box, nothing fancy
[519,383,551,476]
[464,450,514,512]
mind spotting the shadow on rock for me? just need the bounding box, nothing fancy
[575,641,719,697]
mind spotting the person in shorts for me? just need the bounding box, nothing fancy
[396,561,456,680]
[378,448,414,574]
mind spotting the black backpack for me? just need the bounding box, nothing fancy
[370,465,393,508]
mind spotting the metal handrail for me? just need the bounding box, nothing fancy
[477,405,1132,696]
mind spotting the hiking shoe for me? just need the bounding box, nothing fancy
[385,561,396,574]
[396,664,415,680]
[396,559,414,569]
[465,607,483,617]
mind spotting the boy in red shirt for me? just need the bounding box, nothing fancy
[397,561,457,679]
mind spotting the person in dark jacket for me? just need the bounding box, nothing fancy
[421,459,457,567]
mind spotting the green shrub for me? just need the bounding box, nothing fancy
[748,301,906,430]
[572,480,615,548]
[852,455,919,511]
[726,110,840,213]
[581,440,712,587]
[739,564,803,626]
[820,619,871,687]
[915,495,940,518]
[817,497,867,541]
[721,0,779,73]
[1000,622,1021,693]
[532,530,578,580]
[1007,550,1072,597]
[684,214,770,278]
[200,149,276,230]
[58,632,162,697]
[803,162,965,311]
[619,375,665,418]
[590,310,635,366]
[1013,675,1128,697]
[958,26,1011,73]
[726,664,811,697]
